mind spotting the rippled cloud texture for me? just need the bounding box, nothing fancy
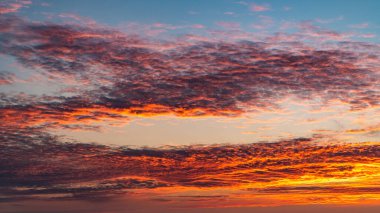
[1,127,379,206]
[1,14,379,127]
[0,0,379,212]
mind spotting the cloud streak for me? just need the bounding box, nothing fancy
[0,126,379,205]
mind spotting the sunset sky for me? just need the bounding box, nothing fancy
[0,0,379,212]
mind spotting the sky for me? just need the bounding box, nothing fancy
[0,0,379,212]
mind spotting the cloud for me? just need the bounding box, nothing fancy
[349,23,369,29]
[297,21,351,41]
[0,3,379,210]
[58,13,97,26]
[191,24,205,29]
[359,33,376,38]
[251,186,380,194]
[251,15,273,29]
[216,21,241,29]
[241,131,257,134]
[315,16,344,24]
[0,15,379,130]
[0,0,31,14]
[224,12,235,15]
[0,127,379,203]
[250,3,270,12]
[345,123,380,135]
[0,71,16,85]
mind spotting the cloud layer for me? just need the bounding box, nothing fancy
[0,14,379,130]
[0,3,379,208]
[1,125,379,204]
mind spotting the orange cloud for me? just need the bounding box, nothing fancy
[1,128,379,206]
[0,126,380,205]
[345,123,380,135]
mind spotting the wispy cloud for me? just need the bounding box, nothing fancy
[251,15,273,29]
[224,11,235,15]
[216,21,241,29]
[350,23,369,29]
[283,6,291,11]
[345,123,380,135]
[0,71,16,85]
[0,0,31,14]
[250,3,270,12]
